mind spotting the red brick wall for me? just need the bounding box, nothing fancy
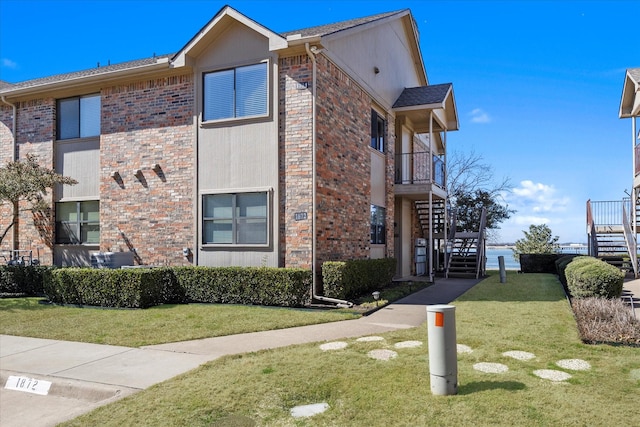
[0,104,14,254]
[278,55,314,268]
[0,99,56,263]
[100,75,194,266]
[315,55,394,264]
[278,54,396,270]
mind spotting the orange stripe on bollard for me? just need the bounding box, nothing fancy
[435,312,444,327]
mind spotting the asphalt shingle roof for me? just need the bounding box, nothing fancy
[393,83,452,109]
[281,10,406,38]
[629,68,640,84]
[0,9,407,93]
[0,55,172,92]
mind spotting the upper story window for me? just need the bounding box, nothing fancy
[371,110,386,152]
[203,62,268,122]
[57,94,100,140]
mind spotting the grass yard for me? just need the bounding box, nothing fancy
[0,299,360,347]
[58,272,639,426]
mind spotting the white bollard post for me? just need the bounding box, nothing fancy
[498,255,507,283]
[426,305,458,395]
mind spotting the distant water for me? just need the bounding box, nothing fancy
[485,246,588,270]
[486,248,520,270]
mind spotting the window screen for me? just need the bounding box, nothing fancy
[203,62,267,121]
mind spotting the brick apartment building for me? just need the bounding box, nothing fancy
[0,6,458,280]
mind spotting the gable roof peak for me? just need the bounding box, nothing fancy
[282,9,409,39]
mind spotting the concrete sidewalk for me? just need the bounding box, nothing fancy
[0,277,479,426]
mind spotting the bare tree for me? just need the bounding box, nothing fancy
[447,149,514,239]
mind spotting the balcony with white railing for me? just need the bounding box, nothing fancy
[394,152,446,199]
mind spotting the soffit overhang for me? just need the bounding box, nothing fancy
[0,58,172,101]
[620,68,640,118]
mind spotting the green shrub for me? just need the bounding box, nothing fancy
[173,266,311,307]
[0,265,56,296]
[555,254,584,285]
[322,258,396,300]
[45,268,168,308]
[43,266,311,308]
[565,257,624,299]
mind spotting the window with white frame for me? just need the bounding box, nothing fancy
[203,62,268,121]
[57,94,100,140]
[370,204,386,244]
[55,200,100,244]
[202,192,268,245]
[371,109,386,152]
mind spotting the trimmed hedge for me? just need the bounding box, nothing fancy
[555,254,584,286]
[322,258,396,300]
[519,253,561,273]
[44,268,173,308]
[0,265,56,296]
[173,266,311,307]
[565,256,624,299]
[43,266,311,308]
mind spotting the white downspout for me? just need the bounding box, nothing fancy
[1,96,18,252]
[305,43,353,307]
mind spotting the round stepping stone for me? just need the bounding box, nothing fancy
[473,362,509,373]
[319,341,348,351]
[356,336,384,342]
[457,344,473,354]
[503,350,536,361]
[291,402,329,418]
[368,349,398,361]
[630,369,640,381]
[556,359,591,371]
[533,369,572,382]
[395,340,422,349]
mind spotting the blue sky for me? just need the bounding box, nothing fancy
[1,0,637,243]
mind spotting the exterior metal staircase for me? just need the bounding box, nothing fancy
[415,199,447,238]
[445,208,487,279]
[587,198,638,277]
[413,200,488,278]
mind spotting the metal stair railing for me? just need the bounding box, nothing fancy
[444,210,457,279]
[476,207,487,279]
[622,202,638,278]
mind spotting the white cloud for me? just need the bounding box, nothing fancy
[510,180,569,213]
[511,215,550,225]
[1,58,17,69]
[493,180,583,243]
[469,108,491,123]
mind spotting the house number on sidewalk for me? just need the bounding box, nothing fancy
[5,375,52,395]
[294,212,308,221]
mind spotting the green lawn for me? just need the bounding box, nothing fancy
[57,272,639,426]
[0,299,360,347]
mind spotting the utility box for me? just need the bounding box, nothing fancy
[426,305,458,395]
[90,252,134,269]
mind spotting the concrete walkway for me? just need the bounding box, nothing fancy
[2,274,637,426]
[0,277,479,426]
